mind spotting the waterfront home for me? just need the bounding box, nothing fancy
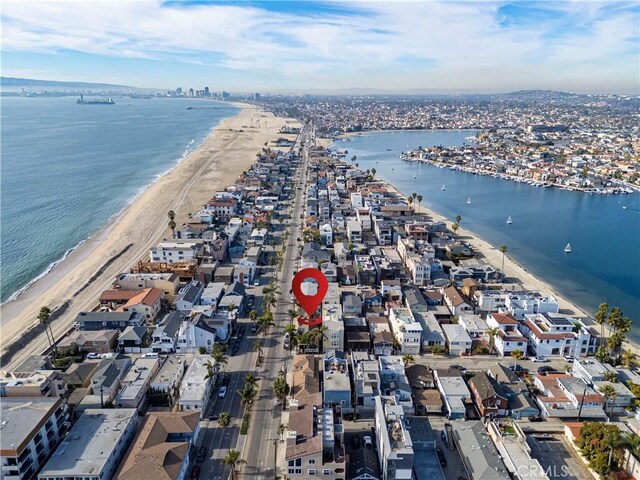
[594,381,634,413]
[115,412,201,480]
[468,372,509,419]
[500,293,559,320]
[434,369,471,419]
[521,312,595,358]
[441,324,472,356]
[374,396,414,480]
[74,311,146,331]
[205,197,238,219]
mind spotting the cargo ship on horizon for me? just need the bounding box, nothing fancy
[76,94,115,105]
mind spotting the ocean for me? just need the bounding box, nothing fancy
[337,130,640,340]
[1,96,238,303]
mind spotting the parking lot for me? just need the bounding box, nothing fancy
[527,434,593,480]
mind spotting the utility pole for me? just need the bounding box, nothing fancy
[577,387,587,421]
[268,438,278,480]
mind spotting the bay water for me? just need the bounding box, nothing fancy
[338,130,640,341]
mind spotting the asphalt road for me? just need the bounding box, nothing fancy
[240,129,309,479]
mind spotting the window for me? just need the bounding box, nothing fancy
[323,469,331,475]
[308,469,316,475]
[309,459,316,465]
[288,468,302,475]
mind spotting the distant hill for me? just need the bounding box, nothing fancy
[1,77,159,92]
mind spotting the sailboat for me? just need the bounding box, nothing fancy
[413,173,417,179]
[564,243,572,253]
[467,197,472,204]
[441,184,446,191]
[506,216,512,224]
[623,206,627,210]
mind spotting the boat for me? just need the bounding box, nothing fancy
[623,206,628,210]
[467,197,471,204]
[386,149,392,151]
[441,184,445,191]
[413,174,417,179]
[564,243,572,254]
[506,216,512,224]
[76,94,115,105]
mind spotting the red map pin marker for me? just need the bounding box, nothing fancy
[292,268,328,317]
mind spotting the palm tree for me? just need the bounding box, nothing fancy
[412,192,417,203]
[277,423,288,440]
[168,219,176,238]
[407,196,414,208]
[211,344,228,373]
[416,194,423,211]
[249,310,258,323]
[236,385,257,408]
[309,325,329,352]
[351,155,357,164]
[257,313,275,335]
[402,354,415,367]
[288,308,299,325]
[222,449,246,480]
[500,244,508,278]
[511,349,524,370]
[253,340,264,362]
[273,377,290,410]
[595,303,610,345]
[622,350,637,368]
[371,168,376,177]
[204,359,216,381]
[244,372,259,389]
[451,222,459,235]
[486,327,499,354]
[455,214,462,225]
[599,383,617,419]
[168,210,176,221]
[284,324,298,352]
[263,282,281,297]
[218,412,231,428]
[263,294,277,313]
[38,306,54,351]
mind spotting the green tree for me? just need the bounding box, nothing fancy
[222,449,246,480]
[203,359,216,381]
[257,312,275,334]
[412,192,417,202]
[244,372,259,389]
[594,303,610,346]
[511,349,524,370]
[236,384,257,408]
[218,412,231,428]
[500,244,508,278]
[599,383,618,420]
[273,377,290,410]
[576,422,624,477]
[38,306,55,351]
[407,196,414,208]
[211,344,228,373]
[249,310,258,323]
[455,214,462,225]
[416,194,423,211]
[451,222,459,235]
[277,423,288,440]
[603,371,618,383]
[371,168,377,177]
[622,350,637,368]
[402,354,415,367]
[284,324,298,352]
[253,339,264,362]
[595,345,611,364]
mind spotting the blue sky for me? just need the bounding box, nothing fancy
[2,1,639,93]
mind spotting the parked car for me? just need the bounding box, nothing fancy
[533,356,547,363]
[509,365,526,372]
[86,352,100,359]
[190,465,201,480]
[528,415,544,422]
[449,365,466,372]
[436,447,447,467]
[537,366,556,375]
[254,280,260,286]
[218,386,227,398]
[563,355,575,363]
[363,436,373,449]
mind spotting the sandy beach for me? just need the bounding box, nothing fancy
[1,103,299,369]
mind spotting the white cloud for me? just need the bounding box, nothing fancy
[2,0,638,92]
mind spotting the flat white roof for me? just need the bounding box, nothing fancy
[180,355,211,404]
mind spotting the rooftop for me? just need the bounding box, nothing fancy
[39,409,138,477]
[0,397,64,455]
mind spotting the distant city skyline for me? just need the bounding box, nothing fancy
[2,0,639,94]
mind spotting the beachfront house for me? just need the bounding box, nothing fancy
[150,239,203,264]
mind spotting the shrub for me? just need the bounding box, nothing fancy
[240,413,250,435]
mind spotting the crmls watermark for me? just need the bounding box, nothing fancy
[516,464,572,478]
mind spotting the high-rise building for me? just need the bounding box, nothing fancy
[176,87,182,95]
[204,86,210,96]
[221,91,230,100]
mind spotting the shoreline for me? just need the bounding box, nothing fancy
[2,103,240,306]
[1,103,298,368]
[382,179,640,357]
